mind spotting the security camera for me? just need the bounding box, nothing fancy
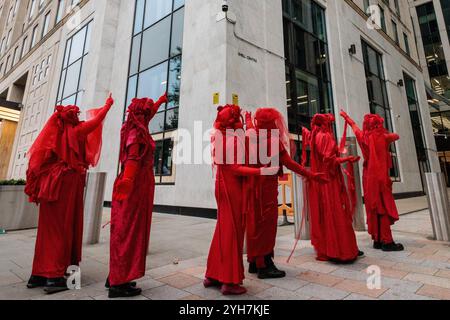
[222,0,229,12]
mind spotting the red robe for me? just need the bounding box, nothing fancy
[307,124,359,262]
[206,132,261,285]
[352,125,400,243]
[246,136,312,268]
[109,98,163,286]
[26,104,109,278]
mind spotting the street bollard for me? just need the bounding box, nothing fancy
[83,172,107,245]
[292,173,310,240]
[345,137,366,232]
[425,172,450,242]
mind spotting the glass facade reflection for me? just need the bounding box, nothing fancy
[282,0,333,136]
[416,2,450,98]
[128,0,184,182]
[56,21,92,106]
[362,40,400,180]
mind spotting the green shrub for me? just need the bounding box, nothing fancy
[0,179,26,186]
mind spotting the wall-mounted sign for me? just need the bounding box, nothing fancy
[232,94,239,105]
[213,93,220,105]
[238,52,257,63]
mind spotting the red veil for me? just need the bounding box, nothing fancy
[363,114,393,214]
[254,108,290,153]
[119,98,154,165]
[26,105,105,203]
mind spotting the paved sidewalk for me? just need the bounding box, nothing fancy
[0,209,450,300]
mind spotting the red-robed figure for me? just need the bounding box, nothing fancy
[340,111,404,252]
[204,105,279,296]
[244,108,326,278]
[107,93,168,299]
[304,114,363,263]
[25,95,114,293]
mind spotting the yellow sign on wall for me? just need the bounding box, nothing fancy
[232,94,239,105]
[213,93,220,105]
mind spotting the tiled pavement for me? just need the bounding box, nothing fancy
[1,208,450,300]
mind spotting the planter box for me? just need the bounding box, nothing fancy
[0,185,38,231]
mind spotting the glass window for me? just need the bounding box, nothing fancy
[144,0,172,29]
[283,0,333,137]
[417,2,450,98]
[56,21,92,107]
[128,0,184,182]
[140,16,171,71]
[362,40,400,180]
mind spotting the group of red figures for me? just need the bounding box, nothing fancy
[23,94,404,298]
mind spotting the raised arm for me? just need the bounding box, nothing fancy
[77,94,114,135]
[245,112,255,130]
[148,92,168,117]
[280,147,328,182]
[385,133,400,144]
[340,110,363,141]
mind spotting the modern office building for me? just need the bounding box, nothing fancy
[410,0,450,184]
[0,0,441,214]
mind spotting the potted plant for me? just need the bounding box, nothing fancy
[0,179,39,231]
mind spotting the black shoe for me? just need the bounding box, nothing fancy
[358,250,365,257]
[257,264,286,279]
[27,276,47,289]
[44,278,69,295]
[382,242,404,252]
[105,278,137,289]
[329,258,357,265]
[248,262,257,274]
[373,242,382,250]
[108,283,142,299]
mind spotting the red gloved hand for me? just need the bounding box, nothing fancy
[340,109,349,121]
[158,92,168,104]
[106,93,114,107]
[113,159,138,202]
[113,178,133,202]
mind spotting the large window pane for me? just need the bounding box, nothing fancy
[126,75,138,107]
[130,35,141,75]
[137,62,168,100]
[140,16,171,70]
[170,7,184,57]
[68,28,87,64]
[144,0,172,28]
[174,0,185,10]
[134,0,145,34]
[129,1,185,181]
[63,60,82,99]
[167,56,182,109]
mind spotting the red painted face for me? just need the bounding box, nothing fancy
[215,105,243,130]
[56,105,81,125]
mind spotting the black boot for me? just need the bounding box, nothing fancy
[382,242,404,252]
[248,262,257,274]
[108,283,142,299]
[44,278,69,295]
[257,255,286,279]
[105,278,137,289]
[27,276,47,289]
[373,241,382,250]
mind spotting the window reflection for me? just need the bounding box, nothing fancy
[128,1,184,182]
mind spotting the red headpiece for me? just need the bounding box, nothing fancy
[363,114,385,132]
[214,104,243,130]
[254,108,290,152]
